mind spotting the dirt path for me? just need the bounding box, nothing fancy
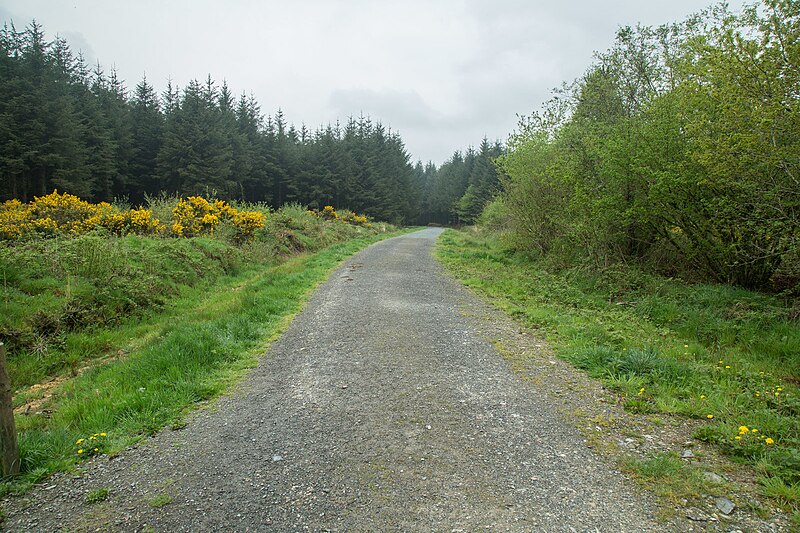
[4,228,683,531]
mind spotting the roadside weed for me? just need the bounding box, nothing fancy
[85,487,110,504]
[437,229,800,510]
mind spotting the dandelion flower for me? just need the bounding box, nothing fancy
[739,425,749,434]
[100,433,107,437]
[734,436,741,440]
[707,414,714,419]
[765,438,775,445]
[93,448,98,452]
[77,449,83,454]
[751,428,758,433]
[684,344,689,348]
[700,395,706,399]
[725,365,731,369]
[76,438,84,445]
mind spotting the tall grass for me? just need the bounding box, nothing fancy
[436,229,800,512]
[1,227,410,492]
[1,203,387,389]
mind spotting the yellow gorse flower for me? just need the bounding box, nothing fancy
[0,191,166,240]
[1,192,272,243]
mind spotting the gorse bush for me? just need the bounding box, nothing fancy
[0,195,392,391]
[0,191,269,242]
[309,205,370,227]
[0,192,163,239]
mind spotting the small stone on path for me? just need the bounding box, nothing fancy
[715,496,736,515]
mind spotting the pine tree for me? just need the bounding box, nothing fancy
[129,75,163,203]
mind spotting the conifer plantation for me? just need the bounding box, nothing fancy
[0,21,504,226]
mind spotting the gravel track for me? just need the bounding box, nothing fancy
[4,228,679,531]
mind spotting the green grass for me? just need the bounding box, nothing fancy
[436,229,800,510]
[623,454,708,503]
[1,223,412,493]
[147,493,172,508]
[85,487,110,504]
[1,204,390,391]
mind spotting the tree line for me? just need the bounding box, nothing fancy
[413,138,505,226]
[495,0,798,292]
[0,21,451,224]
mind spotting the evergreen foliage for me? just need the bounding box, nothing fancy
[0,22,419,224]
[415,138,505,225]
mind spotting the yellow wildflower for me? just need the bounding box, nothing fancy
[765,438,775,445]
[706,414,714,419]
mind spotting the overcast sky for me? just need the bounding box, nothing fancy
[2,0,746,165]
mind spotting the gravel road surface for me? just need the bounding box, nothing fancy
[4,228,677,531]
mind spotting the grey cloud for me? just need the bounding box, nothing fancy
[328,88,439,129]
[58,31,96,66]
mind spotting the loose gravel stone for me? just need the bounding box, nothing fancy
[1,229,701,531]
[716,497,736,516]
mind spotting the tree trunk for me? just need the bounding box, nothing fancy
[0,342,20,477]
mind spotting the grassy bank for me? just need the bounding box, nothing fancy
[1,197,409,491]
[436,229,800,515]
[1,200,386,391]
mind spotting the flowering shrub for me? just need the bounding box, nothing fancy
[309,205,371,227]
[0,191,165,239]
[340,210,369,226]
[232,210,267,240]
[320,205,338,220]
[171,196,266,241]
[0,191,267,242]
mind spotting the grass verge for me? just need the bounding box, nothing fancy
[436,229,800,517]
[1,228,413,493]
